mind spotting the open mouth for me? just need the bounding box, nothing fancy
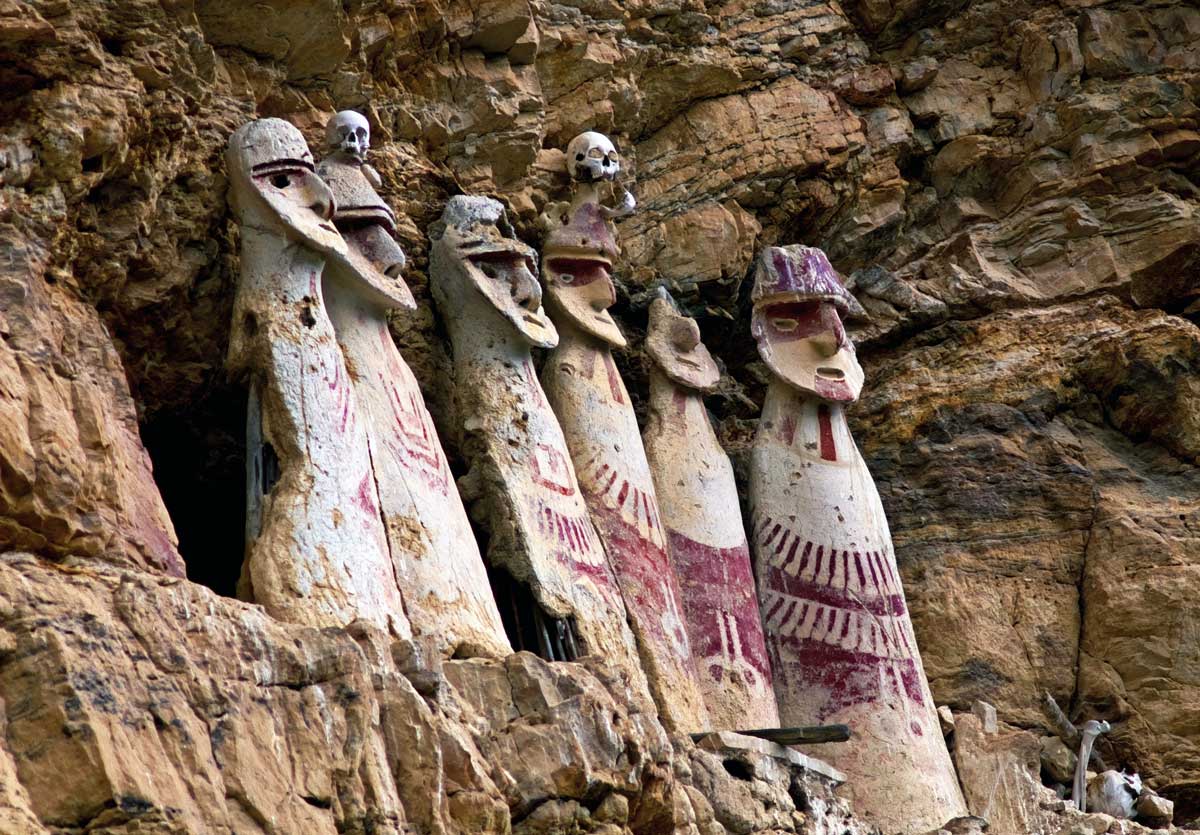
[817,367,845,380]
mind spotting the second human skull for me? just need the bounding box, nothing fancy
[326,111,370,159]
[566,131,620,182]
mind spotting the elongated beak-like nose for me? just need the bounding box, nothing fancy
[306,176,335,221]
[512,266,542,311]
[821,302,848,350]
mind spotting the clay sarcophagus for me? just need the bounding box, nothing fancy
[642,293,780,731]
[747,245,965,832]
[227,118,409,638]
[540,132,709,732]
[317,112,510,659]
[429,196,648,697]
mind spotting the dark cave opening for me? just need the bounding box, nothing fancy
[141,383,248,599]
[487,563,579,662]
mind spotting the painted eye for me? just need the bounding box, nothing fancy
[271,173,291,188]
[771,318,798,332]
[559,274,575,284]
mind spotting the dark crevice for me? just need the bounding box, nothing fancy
[142,384,247,599]
[722,758,754,781]
[486,564,579,662]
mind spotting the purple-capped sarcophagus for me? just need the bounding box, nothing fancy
[748,245,966,832]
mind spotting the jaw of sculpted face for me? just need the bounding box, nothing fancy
[228,118,342,255]
[646,296,719,391]
[325,110,370,160]
[544,258,626,348]
[440,197,558,348]
[343,223,407,279]
[752,300,864,403]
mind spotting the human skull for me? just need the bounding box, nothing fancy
[566,131,620,182]
[325,110,370,160]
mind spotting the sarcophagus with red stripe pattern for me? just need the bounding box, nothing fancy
[319,116,511,660]
[541,134,711,732]
[430,196,650,703]
[642,292,780,731]
[748,245,966,832]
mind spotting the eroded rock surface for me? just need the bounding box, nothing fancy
[0,552,862,834]
[3,0,1200,824]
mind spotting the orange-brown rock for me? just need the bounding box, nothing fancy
[0,552,864,833]
[3,0,1200,824]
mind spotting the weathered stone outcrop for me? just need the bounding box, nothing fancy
[0,225,180,576]
[0,552,862,834]
[3,0,1200,824]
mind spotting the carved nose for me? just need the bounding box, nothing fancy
[309,179,335,221]
[672,318,700,351]
[512,269,542,311]
[591,277,616,310]
[811,329,840,357]
[820,303,848,350]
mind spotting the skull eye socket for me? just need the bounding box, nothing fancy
[587,148,605,159]
[607,152,619,164]
[355,128,367,140]
[770,317,798,333]
[575,153,585,161]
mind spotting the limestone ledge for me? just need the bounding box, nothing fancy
[0,552,865,835]
[3,0,1200,821]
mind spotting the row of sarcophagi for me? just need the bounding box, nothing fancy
[226,113,965,833]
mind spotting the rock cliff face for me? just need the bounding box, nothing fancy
[1,0,1199,829]
[0,553,869,833]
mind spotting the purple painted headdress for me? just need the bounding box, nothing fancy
[751,245,866,318]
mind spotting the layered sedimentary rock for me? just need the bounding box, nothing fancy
[0,234,181,576]
[0,552,870,835]
[3,0,1200,822]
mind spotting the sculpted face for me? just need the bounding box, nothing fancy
[435,196,557,348]
[646,296,719,391]
[227,118,342,254]
[544,257,625,347]
[752,300,863,403]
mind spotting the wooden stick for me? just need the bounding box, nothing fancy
[691,725,852,745]
[1041,690,1107,771]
